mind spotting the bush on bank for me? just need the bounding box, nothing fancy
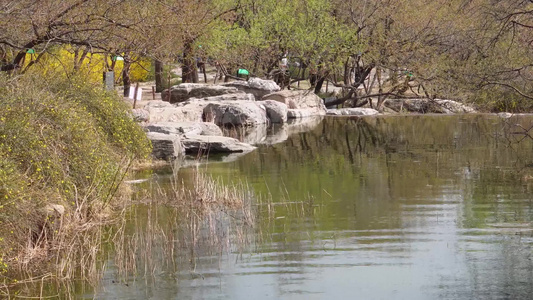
[0,72,151,280]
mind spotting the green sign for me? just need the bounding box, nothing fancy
[27,49,35,54]
[238,69,249,76]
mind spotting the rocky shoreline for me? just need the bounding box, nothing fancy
[131,78,477,161]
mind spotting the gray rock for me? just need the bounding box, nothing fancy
[131,108,149,122]
[287,108,320,119]
[223,78,281,100]
[187,93,255,102]
[497,112,513,119]
[435,99,477,113]
[143,100,174,109]
[262,100,288,123]
[327,108,379,116]
[181,134,256,154]
[203,102,268,126]
[145,122,223,136]
[200,122,225,136]
[385,99,476,114]
[143,100,202,123]
[144,94,260,123]
[161,83,241,104]
[147,132,184,160]
[263,90,327,117]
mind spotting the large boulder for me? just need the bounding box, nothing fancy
[161,83,241,104]
[144,93,260,123]
[142,101,199,123]
[203,102,268,126]
[327,108,379,116]
[181,135,256,154]
[385,99,476,114]
[261,100,288,123]
[147,132,184,160]
[145,122,223,136]
[223,78,281,100]
[262,90,327,117]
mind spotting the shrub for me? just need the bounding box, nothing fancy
[471,87,533,113]
[0,71,151,281]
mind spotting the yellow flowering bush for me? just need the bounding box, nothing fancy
[24,46,151,84]
[0,71,151,277]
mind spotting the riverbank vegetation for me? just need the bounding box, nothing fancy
[0,72,151,292]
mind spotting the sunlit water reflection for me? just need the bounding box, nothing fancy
[93,114,533,300]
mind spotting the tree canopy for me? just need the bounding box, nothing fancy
[1,0,533,111]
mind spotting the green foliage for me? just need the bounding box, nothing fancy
[203,0,354,75]
[471,88,533,113]
[0,71,151,267]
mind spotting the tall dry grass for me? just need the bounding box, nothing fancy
[111,166,256,281]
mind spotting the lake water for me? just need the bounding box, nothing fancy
[90,114,533,299]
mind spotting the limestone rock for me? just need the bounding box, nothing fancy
[385,99,476,114]
[203,102,268,126]
[262,100,288,123]
[199,122,225,136]
[327,108,379,116]
[497,112,513,119]
[143,100,201,123]
[223,78,281,100]
[435,99,477,113]
[187,93,255,102]
[181,134,256,154]
[147,132,184,160]
[161,83,241,104]
[287,108,320,119]
[263,90,327,117]
[131,108,149,122]
[145,122,222,136]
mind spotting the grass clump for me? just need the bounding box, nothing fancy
[0,71,151,290]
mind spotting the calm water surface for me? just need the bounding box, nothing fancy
[95,114,533,300]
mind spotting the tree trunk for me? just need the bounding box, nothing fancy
[314,76,326,94]
[343,57,352,86]
[154,59,164,92]
[122,55,132,97]
[182,41,198,83]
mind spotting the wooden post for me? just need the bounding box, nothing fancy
[152,86,155,100]
[133,82,139,109]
